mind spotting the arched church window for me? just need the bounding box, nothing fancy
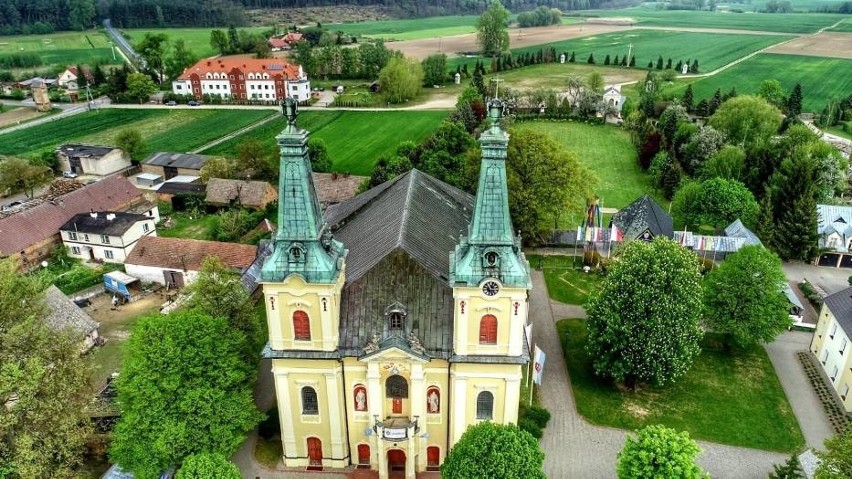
[289,243,304,262]
[301,386,318,414]
[353,385,367,411]
[426,387,440,414]
[386,375,408,398]
[479,315,497,344]
[476,391,493,420]
[293,310,311,341]
[389,312,404,332]
[485,251,498,266]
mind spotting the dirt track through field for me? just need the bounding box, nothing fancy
[766,32,852,59]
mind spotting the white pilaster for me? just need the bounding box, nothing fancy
[267,293,284,349]
[410,363,425,472]
[454,296,470,355]
[367,362,382,419]
[507,294,527,356]
[324,371,346,459]
[503,375,522,424]
[274,371,298,463]
[451,373,468,444]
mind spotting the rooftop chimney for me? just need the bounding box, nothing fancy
[106,213,116,221]
[90,210,97,218]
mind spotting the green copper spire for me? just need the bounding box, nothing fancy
[450,99,530,288]
[261,98,345,283]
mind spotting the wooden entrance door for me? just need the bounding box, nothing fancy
[307,437,323,467]
[392,397,402,414]
[427,446,440,470]
[357,444,370,467]
[163,270,184,289]
[387,449,406,471]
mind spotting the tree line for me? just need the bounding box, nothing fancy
[0,0,634,35]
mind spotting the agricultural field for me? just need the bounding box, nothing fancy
[0,108,274,159]
[667,53,852,113]
[512,121,664,211]
[827,17,852,31]
[203,110,448,175]
[123,27,269,59]
[447,29,791,74]
[571,6,848,33]
[483,62,647,91]
[0,30,116,73]
[332,15,479,41]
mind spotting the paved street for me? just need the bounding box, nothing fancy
[532,270,788,478]
[783,262,851,296]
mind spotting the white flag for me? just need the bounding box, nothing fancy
[524,323,533,350]
[532,345,546,385]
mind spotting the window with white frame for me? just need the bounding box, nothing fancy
[831,364,839,382]
[841,337,848,355]
[143,223,150,233]
[71,246,81,255]
[843,383,850,400]
[104,250,114,260]
[822,349,829,364]
[475,391,493,420]
[84,234,90,242]
[301,386,318,414]
[101,235,110,244]
[830,323,838,339]
[69,231,78,240]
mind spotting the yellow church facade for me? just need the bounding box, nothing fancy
[260,98,531,478]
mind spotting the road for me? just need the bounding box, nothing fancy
[0,97,111,135]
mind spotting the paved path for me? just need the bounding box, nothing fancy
[532,270,787,478]
[765,331,834,450]
[190,112,279,154]
[783,262,851,296]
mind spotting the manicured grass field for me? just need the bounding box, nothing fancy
[0,108,274,159]
[667,53,852,113]
[1,30,116,70]
[571,6,847,33]
[527,254,603,305]
[203,110,448,175]
[123,27,269,59]
[558,318,805,452]
[447,29,791,74]
[513,121,664,210]
[333,15,479,41]
[481,63,647,91]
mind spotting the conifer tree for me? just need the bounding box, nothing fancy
[647,61,654,69]
[665,58,672,69]
[724,87,737,101]
[604,54,611,65]
[769,155,820,261]
[622,55,628,66]
[569,51,575,63]
[682,84,694,111]
[629,55,635,67]
[656,55,664,70]
[696,99,710,117]
[709,88,723,114]
[472,67,486,98]
[588,53,595,64]
[675,60,683,72]
[787,83,803,117]
[613,54,620,66]
[756,195,775,247]
[690,59,699,73]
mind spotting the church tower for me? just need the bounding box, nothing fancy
[261,98,349,468]
[448,98,532,444]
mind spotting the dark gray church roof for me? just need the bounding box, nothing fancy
[612,194,673,240]
[325,169,474,283]
[823,286,852,336]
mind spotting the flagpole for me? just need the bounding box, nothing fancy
[529,375,534,406]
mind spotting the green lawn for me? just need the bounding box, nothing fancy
[828,18,852,31]
[826,124,852,140]
[527,254,602,305]
[158,210,220,241]
[203,110,448,176]
[333,15,480,40]
[570,6,847,33]
[481,63,647,91]
[1,30,117,71]
[123,27,269,59]
[0,108,275,159]
[447,29,791,74]
[558,318,805,452]
[513,121,664,210]
[666,53,852,113]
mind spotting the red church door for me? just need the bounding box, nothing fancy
[392,397,402,414]
[307,437,323,470]
[358,444,370,467]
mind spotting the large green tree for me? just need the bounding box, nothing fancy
[585,238,703,388]
[441,422,545,479]
[125,72,157,104]
[308,138,332,173]
[136,33,169,83]
[421,53,448,86]
[114,129,145,162]
[767,155,820,261]
[709,95,782,148]
[815,429,852,479]
[617,425,706,479]
[671,178,760,230]
[174,452,241,479]
[164,39,197,81]
[378,56,424,104]
[68,0,95,30]
[0,259,92,478]
[757,79,787,110]
[698,144,745,182]
[476,0,511,55]
[0,156,51,199]
[702,245,791,349]
[109,310,262,478]
[235,138,274,179]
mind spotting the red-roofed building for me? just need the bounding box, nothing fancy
[0,175,156,270]
[171,56,311,102]
[268,32,303,51]
[124,235,258,288]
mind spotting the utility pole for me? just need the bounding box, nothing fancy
[85,84,94,111]
[627,43,633,66]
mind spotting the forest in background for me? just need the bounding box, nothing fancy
[0,0,639,35]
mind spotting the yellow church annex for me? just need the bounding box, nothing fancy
[260,98,532,478]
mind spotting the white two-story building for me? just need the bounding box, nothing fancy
[811,287,852,413]
[172,56,311,102]
[59,211,158,263]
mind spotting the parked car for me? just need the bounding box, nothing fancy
[63,171,78,178]
[187,101,200,106]
[166,101,176,106]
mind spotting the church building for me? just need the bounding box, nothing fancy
[260,98,532,478]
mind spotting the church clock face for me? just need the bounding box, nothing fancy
[482,281,500,296]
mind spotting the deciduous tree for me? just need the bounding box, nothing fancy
[699,144,745,181]
[586,238,703,387]
[175,453,241,479]
[617,425,706,479]
[378,56,424,104]
[758,79,787,110]
[165,39,197,81]
[0,156,51,199]
[109,310,262,478]
[441,422,545,479]
[476,0,511,55]
[236,138,274,179]
[703,245,791,348]
[671,178,759,229]
[68,0,95,30]
[421,53,448,86]
[125,72,157,104]
[815,428,852,479]
[114,128,145,162]
[308,138,332,173]
[709,95,782,148]
[136,33,168,83]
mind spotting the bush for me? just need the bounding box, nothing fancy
[518,417,543,439]
[257,407,280,440]
[521,404,552,429]
[798,281,823,310]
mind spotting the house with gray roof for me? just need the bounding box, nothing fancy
[60,211,157,263]
[816,204,852,268]
[55,144,131,177]
[810,287,852,412]
[44,285,99,352]
[141,152,212,180]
